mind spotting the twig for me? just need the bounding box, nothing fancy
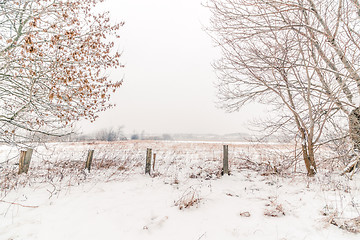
[0,199,39,208]
[197,232,206,240]
[317,134,349,147]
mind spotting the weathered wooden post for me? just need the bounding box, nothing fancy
[18,149,33,174]
[85,150,94,173]
[152,153,156,171]
[145,148,152,175]
[223,145,229,175]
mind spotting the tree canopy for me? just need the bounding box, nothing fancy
[0,0,123,144]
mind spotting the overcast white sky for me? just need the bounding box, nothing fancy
[79,0,266,135]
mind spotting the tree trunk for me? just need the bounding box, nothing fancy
[301,145,316,176]
[308,142,317,174]
[349,107,360,151]
[300,129,316,176]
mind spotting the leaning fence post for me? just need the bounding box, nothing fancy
[85,150,94,173]
[223,145,229,175]
[145,148,152,175]
[18,148,33,174]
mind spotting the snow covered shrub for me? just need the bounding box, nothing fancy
[264,204,285,217]
[264,197,285,217]
[175,186,201,210]
[319,173,360,233]
[330,217,360,233]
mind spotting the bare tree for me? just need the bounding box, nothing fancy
[95,126,126,141]
[0,0,123,144]
[206,0,349,175]
[212,0,360,145]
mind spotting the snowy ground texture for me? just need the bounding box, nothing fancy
[1,140,360,240]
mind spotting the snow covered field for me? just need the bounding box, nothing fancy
[1,141,360,239]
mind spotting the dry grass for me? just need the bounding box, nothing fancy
[174,186,202,210]
[0,140,356,200]
[330,217,360,233]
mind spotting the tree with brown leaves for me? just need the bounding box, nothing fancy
[0,0,123,144]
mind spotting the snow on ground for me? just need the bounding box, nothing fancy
[0,141,360,239]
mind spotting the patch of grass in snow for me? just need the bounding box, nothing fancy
[174,185,202,210]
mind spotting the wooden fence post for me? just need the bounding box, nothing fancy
[85,150,94,173]
[18,149,33,174]
[152,153,156,171]
[145,148,152,175]
[223,145,229,175]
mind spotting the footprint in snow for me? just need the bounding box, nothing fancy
[143,216,169,230]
